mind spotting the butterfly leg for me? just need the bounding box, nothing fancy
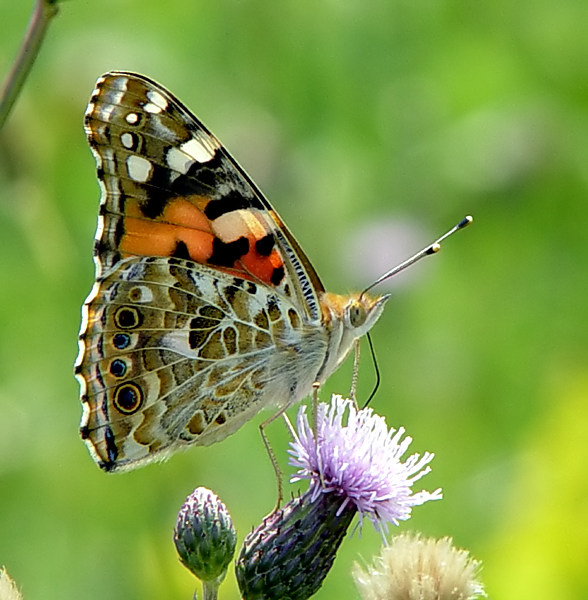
[259,407,290,512]
[349,338,361,407]
[310,382,327,490]
[281,411,296,436]
[261,383,322,513]
[311,381,321,435]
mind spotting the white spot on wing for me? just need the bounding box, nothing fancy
[213,209,266,243]
[181,138,216,163]
[166,147,193,174]
[88,143,103,171]
[121,132,134,149]
[166,137,216,174]
[126,155,153,182]
[125,112,139,124]
[143,90,168,114]
[105,90,124,107]
[94,104,116,123]
[85,101,95,120]
[110,75,129,92]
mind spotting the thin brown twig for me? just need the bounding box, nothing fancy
[0,0,59,130]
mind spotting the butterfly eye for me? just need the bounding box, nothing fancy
[347,301,367,328]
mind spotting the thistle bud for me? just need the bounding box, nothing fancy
[174,487,236,585]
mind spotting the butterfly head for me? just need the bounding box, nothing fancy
[322,291,390,338]
[316,291,389,383]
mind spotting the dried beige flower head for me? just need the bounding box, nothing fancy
[353,532,485,600]
[0,568,23,600]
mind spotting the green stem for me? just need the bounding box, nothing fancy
[0,0,59,130]
[202,580,220,600]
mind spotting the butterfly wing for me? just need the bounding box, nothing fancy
[76,72,328,471]
[85,71,324,316]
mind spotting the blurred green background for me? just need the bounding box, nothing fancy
[1,0,587,598]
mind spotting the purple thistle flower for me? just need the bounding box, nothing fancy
[236,395,442,599]
[288,395,442,534]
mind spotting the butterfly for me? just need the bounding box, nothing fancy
[75,71,391,472]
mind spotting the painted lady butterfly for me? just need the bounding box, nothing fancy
[75,71,391,472]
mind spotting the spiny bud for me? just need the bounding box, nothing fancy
[174,487,236,585]
[236,491,356,600]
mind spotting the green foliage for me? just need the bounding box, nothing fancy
[1,1,587,599]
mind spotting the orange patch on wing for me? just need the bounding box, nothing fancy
[211,208,284,284]
[164,196,211,229]
[241,248,283,284]
[120,196,215,262]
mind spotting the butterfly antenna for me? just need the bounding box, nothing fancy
[363,332,381,408]
[361,215,473,297]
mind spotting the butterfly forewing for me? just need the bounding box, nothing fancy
[85,71,324,316]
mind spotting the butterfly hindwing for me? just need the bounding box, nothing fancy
[79,254,315,470]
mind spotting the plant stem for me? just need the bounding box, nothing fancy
[202,581,219,600]
[0,0,59,130]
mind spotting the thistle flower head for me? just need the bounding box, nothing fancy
[0,568,23,600]
[236,395,443,599]
[353,532,486,600]
[288,395,442,533]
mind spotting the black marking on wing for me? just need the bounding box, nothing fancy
[112,333,131,349]
[208,236,250,267]
[270,265,285,285]
[171,240,191,260]
[255,233,275,257]
[103,426,118,469]
[137,164,172,218]
[168,154,224,197]
[204,190,264,220]
[109,359,127,377]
